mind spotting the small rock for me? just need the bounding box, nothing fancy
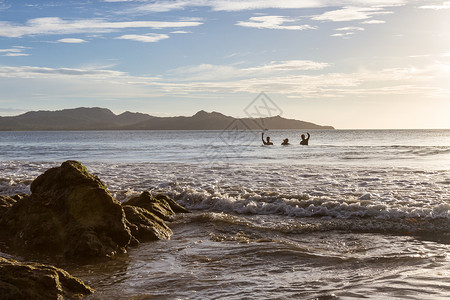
[123,205,173,242]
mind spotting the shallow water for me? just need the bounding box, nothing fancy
[66,213,450,299]
[1,130,449,299]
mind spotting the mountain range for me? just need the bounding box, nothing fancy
[0,107,334,131]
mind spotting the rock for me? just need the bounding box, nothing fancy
[0,256,94,299]
[123,191,189,222]
[123,205,173,242]
[0,161,132,260]
[154,193,190,214]
[0,195,17,216]
[0,161,186,261]
[358,193,372,201]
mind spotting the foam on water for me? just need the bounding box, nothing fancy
[93,162,450,235]
[1,130,450,299]
[2,160,448,235]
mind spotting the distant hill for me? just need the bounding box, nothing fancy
[0,107,334,130]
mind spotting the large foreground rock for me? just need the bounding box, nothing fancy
[0,256,93,299]
[0,161,133,260]
[0,161,185,260]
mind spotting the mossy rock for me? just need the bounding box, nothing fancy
[0,161,131,260]
[123,205,173,242]
[0,195,17,217]
[123,191,189,222]
[0,256,94,299]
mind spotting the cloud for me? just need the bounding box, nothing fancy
[132,0,407,12]
[245,60,330,72]
[159,64,449,98]
[57,38,87,43]
[167,60,331,81]
[0,60,448,105]
[134,0,200,12]
[0,46,30,57]
[312,6,393,22]
[0,0,10,11]
[0,17,203,38]
[335,26,364,31]
[4,53,29,57]
[0,66,127,78]
[361,19,386,24]
[333,26,364,37]
[116,33,170,42]
[331,32,355,37]
[419,1,450,10]
[236,16,316,30]
[170,30,192,34]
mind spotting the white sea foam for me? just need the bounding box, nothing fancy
[1,161,448,224]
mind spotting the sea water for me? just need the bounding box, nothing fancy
[1,130,449,299]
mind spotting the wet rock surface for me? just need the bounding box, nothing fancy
[0,256,94,300]
[0,160,189,298]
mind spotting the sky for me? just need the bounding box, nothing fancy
[0,0,449,129]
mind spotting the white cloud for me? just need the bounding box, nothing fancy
[57,38,87,43]
[362,19,386,24]
[331,32,355,37]
[170,30,192,34]
[133,0,406,12]
[0,66,127,78]
[312,6,393,22]
[335,26,364,31]
[0,48,19,53]
[246,60,330,72]
[419,1,450,10]
[167,60,330,81]
[0,17,203,38]
[236,16,316,30]
[4,53,29,57]
[408,54,432,58]
[333,26,364,37]
[0,0,10,11]
[116,33,170,42]
[0,46,30,56]
[0,60,448,105]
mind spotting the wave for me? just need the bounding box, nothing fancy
[1,161,449,236]
[389,145,450,156]
[177,210,450,240]
[170,188,450,220]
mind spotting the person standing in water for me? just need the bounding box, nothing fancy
[281,138,290,145]
[261,132,273,145]
[300,132,310,145]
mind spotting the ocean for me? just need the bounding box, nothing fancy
[1,129,450,299]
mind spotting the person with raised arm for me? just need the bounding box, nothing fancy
[261,132,273,145]
[300,132,310,145]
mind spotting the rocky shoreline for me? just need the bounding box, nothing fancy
[0,160,189,299]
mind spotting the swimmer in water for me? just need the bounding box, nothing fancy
[262,132,273,145]
[300,132,310,145]
[281,138,290,145]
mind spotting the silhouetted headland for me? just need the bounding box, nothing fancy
[0,107,335,130]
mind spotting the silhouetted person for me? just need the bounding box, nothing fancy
[281,138,290,145]
[300,132,310,145]
[262,132,273,145]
